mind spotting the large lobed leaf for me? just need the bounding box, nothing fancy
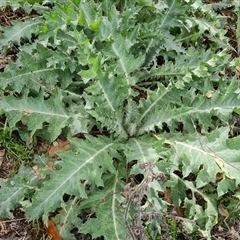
[0,89,88,141]
[155,127,240,238]
[0,166,39,218]
[138,82,240,134]
[0,18,43,52]
[25,136,116,222]
[0,44,73,93]
[79,173,127,240]
[52,196,82,240]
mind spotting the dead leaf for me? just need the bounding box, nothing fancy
[218,206,229,217]
[164,188,173,204]
[32,165,45,180]
[221,9,237,20]
[45,219,62,240]
[48,139,70,157]
[198,232,204,238]
[214,157,234,179]
[0,149,5,168]
[206,90,214,98]
[21,116,28,125]
[175,206,185,217]
[121,178,136,198]
[24,109,34,114]
[218,199,230,217]
[44,161,56,171]
[216,172,224,182]
[236,66,240,78]
[28,135,33,144]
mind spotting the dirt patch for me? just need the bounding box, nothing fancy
[0,6,26,27]
[0,145,48,239]
[0,209,46,240]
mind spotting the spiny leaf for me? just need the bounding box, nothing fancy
[85,73,128,112]
[25,136,116,221]
[124,136,159,163]
[79,1,100,30]
[138,85,240,134]
[79,173,127,240]
[156,127,240,194]
[0,18,43,52]
[102,35,145,85]
[137,84,183,134]
[123,99,141,136]
[0,89,88,141]
[154,127,240,238]
[168,173,217,239]
[52,196,82,240]
[157,0,184,30]
[0,0,237,238]
[0,166,39,218]
[0,0,21,8]
[0,44,72,93]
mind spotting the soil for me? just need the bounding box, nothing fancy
[0,208,45,240]
[0,2,239,240]
[0,146,44,239]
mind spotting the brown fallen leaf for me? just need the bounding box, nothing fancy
[164,187,173,204]
[45,219,62,240]
[44,161,56,171]
[236,66,240,78]
[21,116,28,125]
[0,148,5,168]
[175,206,185,218]
[218,199,229,217]
[216,172,224,182]
[48,139,71,157]
[28,135,33,144]
[160,188,185,217]
[218,205,229,217]
[32,165,45,180]
[206,90,214,99]
[24,109,34,114]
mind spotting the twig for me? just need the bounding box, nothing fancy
[165,214,196,224]
[237,6,240,55]
[0,217,26,223]
[29,78,53,95]
[123,164,154,240]
[223,199,240,232]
